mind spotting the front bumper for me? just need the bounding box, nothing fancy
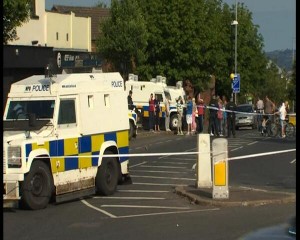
[3,174,24,201]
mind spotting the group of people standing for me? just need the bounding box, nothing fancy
[148,93,165,132]
[256,96,290,138]
[175,94,236,138]
[207,95,236,138]
[176,95,205,136]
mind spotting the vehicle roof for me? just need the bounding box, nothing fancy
[8,72,124,98]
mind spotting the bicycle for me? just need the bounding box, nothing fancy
[269,114,295,138]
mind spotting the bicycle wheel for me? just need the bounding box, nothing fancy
[285,122,295,138]
[268,123,278,137]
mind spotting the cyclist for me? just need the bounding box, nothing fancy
[276,101,287,138]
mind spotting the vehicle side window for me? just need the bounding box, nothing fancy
[58,99,76,125]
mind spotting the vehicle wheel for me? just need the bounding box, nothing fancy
[95,151,119,196]
[170,114,178,130]
[21,160,53,210]
[285,123,295,138]
[129,121,134,140]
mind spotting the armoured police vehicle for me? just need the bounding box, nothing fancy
[3,72,131,210]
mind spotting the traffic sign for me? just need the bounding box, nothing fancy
[232,73,240,93]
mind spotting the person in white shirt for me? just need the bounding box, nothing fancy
[277,101,287,138]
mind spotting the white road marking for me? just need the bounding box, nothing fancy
[290,159,296,164]
[159,162,190,165]
[116,208,220,219]
[158,148,196,159]
[130,161,147,168]
[81,199,117,218]
[130,170,185,174]
[231,146,243,152]
[139,165,187,169]
[133,182,188,186]
[93,196,165,200]
[117,190,169,193]
[130,175,195,181]
[100,205,190,210]
[165,157,196,161]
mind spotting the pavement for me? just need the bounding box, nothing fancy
[135,128,296,207]
[174,185,296,207]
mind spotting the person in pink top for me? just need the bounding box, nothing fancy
[148,93,155,132]
[196,94,205,134]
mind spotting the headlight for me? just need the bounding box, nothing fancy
[8,146,22,167]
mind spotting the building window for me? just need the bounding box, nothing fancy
[56,32,59,40]
[66,33,69,41]
[29,0,39,19]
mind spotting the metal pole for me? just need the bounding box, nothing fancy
[234,0,237,104]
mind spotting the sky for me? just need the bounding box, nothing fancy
[45,0,296,52]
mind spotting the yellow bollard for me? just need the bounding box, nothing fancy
[212,138,229,199]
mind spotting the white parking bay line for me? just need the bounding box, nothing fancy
[139,165,187,169]
[93,196,165,200]
[247,141,258,145]
[130,175,195,181]
[100,205,190,210]
[81,199,117,218]
[118,190,169,193]
[130,170,184,174]
[231,146,243,152]
[160,162,190,165]
[130,161,147,168]
[290,159,296,164]
[133,182,188,186]
[117,208,220,219]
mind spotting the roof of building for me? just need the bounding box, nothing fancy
[51,5,110,40]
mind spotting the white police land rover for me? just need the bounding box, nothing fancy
[3,72,132,210]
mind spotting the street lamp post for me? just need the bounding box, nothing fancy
[233,0,238,104]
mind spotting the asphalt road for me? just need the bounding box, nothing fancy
[4,128,296,240]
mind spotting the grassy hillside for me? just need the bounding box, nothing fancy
[265,49,295,71]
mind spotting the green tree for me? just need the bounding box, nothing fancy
[97,0,278,103]
[96,0,148,79]
[3,0,30,44]
[286,60,296,109]
[261,61,286,106]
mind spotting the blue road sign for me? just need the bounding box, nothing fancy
[232,74,240,93]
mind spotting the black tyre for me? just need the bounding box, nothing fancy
[95,151,119,196]
[170,114,179,130]
[285,123,295,138]
[21,160,53,210]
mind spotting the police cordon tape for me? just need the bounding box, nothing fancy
[24,148,296,161]
[131,103,296,117]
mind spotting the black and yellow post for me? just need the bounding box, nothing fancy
[212,138,229,199]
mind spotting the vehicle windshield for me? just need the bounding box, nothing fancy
[5,100,55,120]
[236,105,253,113]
